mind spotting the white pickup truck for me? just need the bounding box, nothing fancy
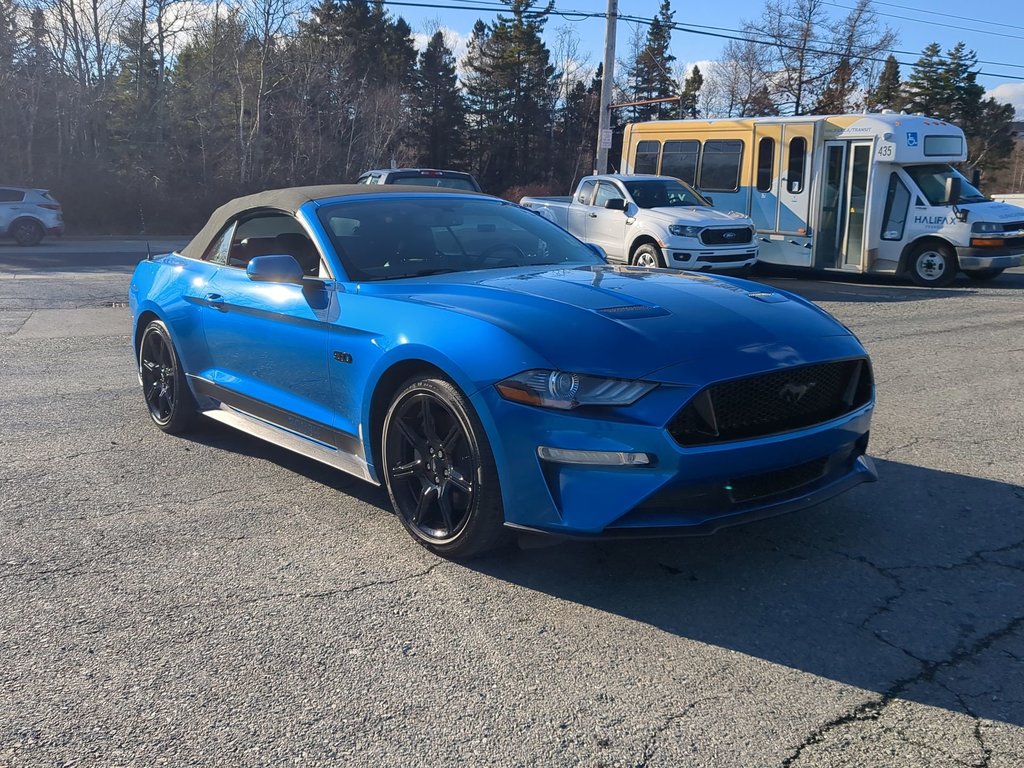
[520,174,758,271]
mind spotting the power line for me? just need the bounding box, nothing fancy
[376,1,1024,82]
[822,1,1024,42]
[865,0,1024,32]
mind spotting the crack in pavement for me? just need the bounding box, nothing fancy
[778,615,1024,767]
[634,695,723,767]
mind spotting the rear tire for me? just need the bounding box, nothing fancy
[382,376,507,558]
[632,243,666,268]
[965,268,1004,281]
[138,319,199,434]
[907,241,958,287]
[11,218,44,247]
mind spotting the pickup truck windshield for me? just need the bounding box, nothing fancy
[904,164,987,205]
[317,198,603,281]
[623,179,708,209]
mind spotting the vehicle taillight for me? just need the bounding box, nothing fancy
[420,171,443,177]
[40,203,61,210]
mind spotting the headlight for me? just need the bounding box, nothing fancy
[495,370,657,410]
[668,224,702,238]
[971,222,1002,234]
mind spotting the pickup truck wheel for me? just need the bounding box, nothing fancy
[632,244,665,268]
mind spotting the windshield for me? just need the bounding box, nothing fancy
[904,164,987,205]
[317,197,603,281]
[623,179,709,209]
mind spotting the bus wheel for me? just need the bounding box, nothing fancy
[908,242,958,288]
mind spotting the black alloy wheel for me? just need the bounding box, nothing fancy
[382,377,506,558]
[139,319,198,434]
[11,218,44,246]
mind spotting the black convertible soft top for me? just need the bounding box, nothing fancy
[178,184,479,261]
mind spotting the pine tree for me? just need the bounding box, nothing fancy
[745,85,780,117]
[868,54,901,111]
[462,0,556,189]
[407,31,466,168]
[628,0,677,121]
[679,65,703,119]
[903,42,947,116]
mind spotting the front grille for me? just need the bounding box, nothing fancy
[692,251,755,263]
[700,227,753,246]
[1002,221,1024,233]
[669,359,872,446]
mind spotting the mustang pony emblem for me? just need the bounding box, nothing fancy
[779,381,817,404]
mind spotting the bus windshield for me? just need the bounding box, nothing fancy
[904,164,987,206]
[622,179,709,209]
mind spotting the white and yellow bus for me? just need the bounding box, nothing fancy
[621,112,1024,285]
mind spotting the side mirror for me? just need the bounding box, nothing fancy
[246,254,305,284]
[943,176,961,207]
[586,242,608,261]
[703,195,714,206]
[604,198,627,211]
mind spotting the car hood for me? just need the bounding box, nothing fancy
[643,206,752,226]
[959,200,1024,223]
[358,265,857,383]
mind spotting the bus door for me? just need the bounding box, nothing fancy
[750,124,782,231]
[778,123,813,234]
[814,141,872,270]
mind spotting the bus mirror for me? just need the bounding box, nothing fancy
[971,168,981,189]
[943,176,961,207]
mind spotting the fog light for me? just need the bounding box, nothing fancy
[537,446,652,465]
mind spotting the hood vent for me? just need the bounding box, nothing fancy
[596,304,670,319]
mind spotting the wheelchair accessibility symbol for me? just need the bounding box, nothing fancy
[907,132,919,147]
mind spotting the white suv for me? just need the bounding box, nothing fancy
[0,187,64,246]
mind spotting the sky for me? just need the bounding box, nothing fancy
[386,0,1024,117]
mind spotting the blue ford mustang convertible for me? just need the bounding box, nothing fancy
[129,185,876,557]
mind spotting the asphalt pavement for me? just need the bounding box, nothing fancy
[1,242,1022,767]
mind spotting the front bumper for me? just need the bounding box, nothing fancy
[955,247,1022,270]
[471,382,875,537]
[668,248,758,271]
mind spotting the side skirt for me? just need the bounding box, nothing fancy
[189,377,377,485]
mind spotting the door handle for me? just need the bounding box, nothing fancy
[588,212,598,218]
[205,293,226,310]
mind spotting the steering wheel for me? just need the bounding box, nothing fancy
[479,243,526,266]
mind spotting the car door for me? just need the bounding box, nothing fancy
[587,181,629,262]
[199,211,339,435]
[0,188,23,230]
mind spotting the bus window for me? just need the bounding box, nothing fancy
[756,137,775,192]
[787,137,807,193]
[881,173,910,241]
[698,140,743,192]
[634,141,660,174]
[661,140,699,185]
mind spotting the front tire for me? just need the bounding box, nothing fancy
[138,319,199,434]
[382,377,506,558]
[908,242,958,287]
[632,243,666,268]
[11,218,44,247]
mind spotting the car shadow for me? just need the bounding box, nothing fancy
[184,421,1024,728]
[465,459,1024,728]
[752,267,1024,303]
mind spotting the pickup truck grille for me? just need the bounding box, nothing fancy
[668,359,873,446]
[700,227,753,246]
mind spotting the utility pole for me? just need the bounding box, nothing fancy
[595,0,617,174]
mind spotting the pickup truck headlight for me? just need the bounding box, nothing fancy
[496,370,657,410]
[971,222,1002,234]
[668,224,702,238]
